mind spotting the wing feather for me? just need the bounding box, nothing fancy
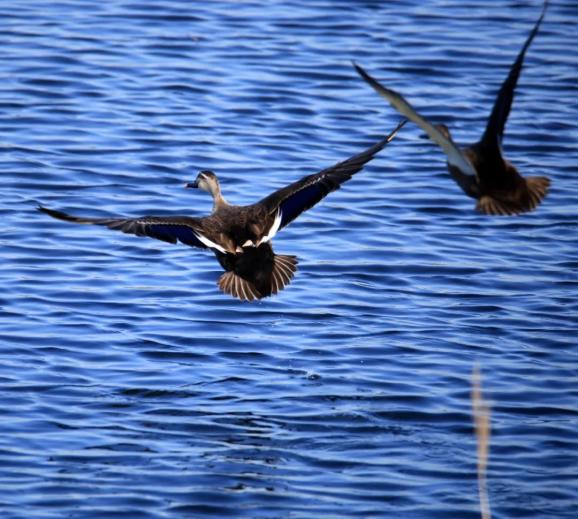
[481,0,548,149]
[353,63,477,178]
[38,206,208,250]
[258,120,405,229]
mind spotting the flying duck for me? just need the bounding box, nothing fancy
[354,0,550,216]
[39,120,405,301]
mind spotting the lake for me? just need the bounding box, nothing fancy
[1,0,577,517]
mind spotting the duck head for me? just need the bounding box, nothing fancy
[186,170,220,193]
[186,170,228,211]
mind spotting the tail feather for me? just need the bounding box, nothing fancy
[476,176,550,216]
[218,271,260,302]
[274,255,297,287]
[270,268,283,295]
[217,254,298,301]
[272,254,297,294]
[526,176,550,209]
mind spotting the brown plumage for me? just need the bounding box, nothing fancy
[39,120,404,301]
[354,0,550,216]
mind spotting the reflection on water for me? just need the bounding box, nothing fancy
[1,0,577,517]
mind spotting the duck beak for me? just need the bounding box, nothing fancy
[185,180,199,189]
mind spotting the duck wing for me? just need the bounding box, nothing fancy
[38,206,211,250]
[258,119,405,230]
[480,0,548,150]
[353,62,478,180]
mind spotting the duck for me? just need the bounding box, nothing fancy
[353,0,550,216]
[39,120,405,301]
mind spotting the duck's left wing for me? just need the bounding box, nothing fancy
[38,206,210,250]
[258,119,405,230]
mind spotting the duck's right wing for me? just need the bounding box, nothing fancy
[257,119,405,230]
[353,62,478,178]
[480,0,548,149]
[38,206,216,250]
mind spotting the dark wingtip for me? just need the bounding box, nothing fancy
[38,205,60,217]
[352,61,371,82]
[388,119,407,141]
[352,61,400,107]
[542,0,550,17]
[352,62,407,144]
[37,205,58,217]
[37,205,80,222]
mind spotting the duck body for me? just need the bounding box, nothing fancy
[446,141,550,215]
[191,202,296,301]
[189,203,276,254]
[39,120,405,301]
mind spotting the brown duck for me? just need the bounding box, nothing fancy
[354,0,550,216]
[39,121,404,301]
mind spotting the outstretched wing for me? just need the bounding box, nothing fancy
[258,119,405,229]
[353,62,478,179]
[38,206,209,249]
[481,0,548,149]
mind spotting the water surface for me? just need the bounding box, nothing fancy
[1,0,577,517]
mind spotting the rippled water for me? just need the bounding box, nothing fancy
[1,0,577,517]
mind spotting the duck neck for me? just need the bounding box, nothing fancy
[209,183,228,212]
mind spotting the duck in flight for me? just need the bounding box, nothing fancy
[39,120,405,301]
[354,0,550,216]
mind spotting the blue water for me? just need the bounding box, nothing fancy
[1,0,577,517]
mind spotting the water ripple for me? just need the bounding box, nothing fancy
[1,0,577,517]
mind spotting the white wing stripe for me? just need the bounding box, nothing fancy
[194,231,227,254]
[260,209,282,244]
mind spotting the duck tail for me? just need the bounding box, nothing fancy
[525,176,551,210]
[217,254,298,301]
[269,254,298,295]
[476,176,550,216]
[218,271,261,302]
